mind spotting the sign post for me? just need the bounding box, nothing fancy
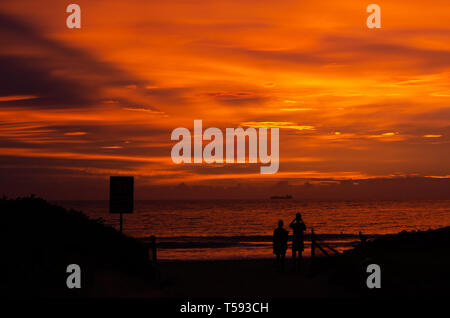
[109,176,134,233]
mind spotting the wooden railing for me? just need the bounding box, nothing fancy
[149,235,157,265]
[310,228,340,259]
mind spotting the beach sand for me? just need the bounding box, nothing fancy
[155,258,354,298]
[85,257,355,298]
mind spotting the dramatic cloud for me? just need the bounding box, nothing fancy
[0,0,449,198]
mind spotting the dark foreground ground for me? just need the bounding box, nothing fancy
[1,196,449,298]
[155,226,450,298]
[156,258,353,298]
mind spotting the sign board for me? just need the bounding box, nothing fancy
[109,176,134,214]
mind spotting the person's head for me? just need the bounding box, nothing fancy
[278,220,284,227]
[295,213,302,221]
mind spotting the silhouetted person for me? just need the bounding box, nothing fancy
[290,213,306,272]
[273,220,288,272]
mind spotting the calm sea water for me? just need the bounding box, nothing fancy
[54,200,450,260]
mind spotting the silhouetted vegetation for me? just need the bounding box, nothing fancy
[326,226,450,297]
[0,196,154,297]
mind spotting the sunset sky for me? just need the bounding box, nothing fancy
[0,0,449,198]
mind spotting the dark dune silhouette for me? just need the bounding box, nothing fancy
[0,196,155,297]
[325,226,450,297]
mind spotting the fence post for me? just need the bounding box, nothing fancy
[150,235,157,265]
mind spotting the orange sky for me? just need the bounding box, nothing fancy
[0,0,449,194]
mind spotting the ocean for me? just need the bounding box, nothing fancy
[54,199,450,260]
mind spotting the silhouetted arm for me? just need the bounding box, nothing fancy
[289,219,295,228]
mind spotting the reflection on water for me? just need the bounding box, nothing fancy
[54,199,450,260]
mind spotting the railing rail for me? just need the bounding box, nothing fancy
[149,235,157,265]
[311,228,340,259]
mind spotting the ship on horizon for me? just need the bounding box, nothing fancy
[270,194,293,200]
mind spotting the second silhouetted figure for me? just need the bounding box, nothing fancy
[290,213,306,272]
